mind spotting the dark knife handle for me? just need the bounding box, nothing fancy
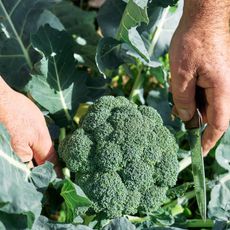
[185,109,203,130]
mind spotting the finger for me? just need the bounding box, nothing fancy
[202,125,226,156]
[31,127,57,165]
[13,144,33,163]
[27,161,34,169]
[202,88,230,156]
[170,69,196,121]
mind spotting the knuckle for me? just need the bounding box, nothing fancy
[171,68,192,81]
[173,92,195,105]
[209,122,228,133]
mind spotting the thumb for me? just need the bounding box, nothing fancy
[31,128,57,165]
[13,144,33,163]
[171,71,196,121]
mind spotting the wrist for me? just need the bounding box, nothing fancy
[181,0,230,33]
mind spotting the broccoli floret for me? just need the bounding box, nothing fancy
[120,160,153,191]
[140,186,168,213]
[59,96,179,218]
[82,172,128,217]
[125,189,142,214]
[59,128,93,173]
[95,142,123,172]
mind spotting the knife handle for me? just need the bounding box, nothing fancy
[185,109,203,130]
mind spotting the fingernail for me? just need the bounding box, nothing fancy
[177,109,191,121]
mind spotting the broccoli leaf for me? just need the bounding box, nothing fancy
[208,173,230,221]
[60,179,92,223]
[215,127,230,172]
[27,25,90,127]
[31,161,56,192]
[103,217,136,230]
[0,124,42,229]
[116,0,149,62]
[33,215,93,230]
[96,0,161,76]
[0,0,55,90]
[97,0,183,65]
[96,37,124,77]
[50,1,100,69]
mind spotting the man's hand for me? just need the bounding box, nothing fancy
[0,77,58,166]
[169,0,230,155]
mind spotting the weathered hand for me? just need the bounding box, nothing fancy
[0,77,59,167]
[169,0,230,155]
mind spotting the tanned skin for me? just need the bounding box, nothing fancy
[0,0,229,165]
[0,77,58,168]
[170,0,230,155]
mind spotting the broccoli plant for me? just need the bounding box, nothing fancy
[59,96,179,218]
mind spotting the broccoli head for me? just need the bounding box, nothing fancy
[59,96,179,217]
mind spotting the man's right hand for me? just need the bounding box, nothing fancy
[169,0,230,155]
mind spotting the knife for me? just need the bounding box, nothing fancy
[185,109,206,220]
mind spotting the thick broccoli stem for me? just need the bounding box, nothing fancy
[129,65,144,103]
[126,215,150,224]
[179,156,192,173]
[163,190,196,209]
[181,219,214,228]
[59,127,66,142]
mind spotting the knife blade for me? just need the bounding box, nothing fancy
[185,109,206,220]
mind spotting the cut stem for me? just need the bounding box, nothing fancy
[179,156,192,173]
[126,215,150,224]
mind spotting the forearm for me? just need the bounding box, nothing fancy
[182,0,230,32]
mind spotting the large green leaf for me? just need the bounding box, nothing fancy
[215,127,230,172]
[116,0,150,62]
[96,37,124,77]
[149,1,183,58]
[208,173,230,221]
[97,0,126,38]
[0,124,42,229]
[31,161,56,192]
[34,216,93,230]
[27,25,90,127]
[50,1,100,69]
[147,88,181,130]
[97,0,183,66]
[103,217,136,230]
[60,179,92,223]
[0,0,55,90]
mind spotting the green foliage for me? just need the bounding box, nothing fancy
[1,0,228,229]
[0,124,42,229]
[0,0,55,90]
[96,0,183,77]
[155,0,179,7]
[0,124,91,228]
[50,0,100,69]
[60,96,179,218]
[60,179,92,223]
